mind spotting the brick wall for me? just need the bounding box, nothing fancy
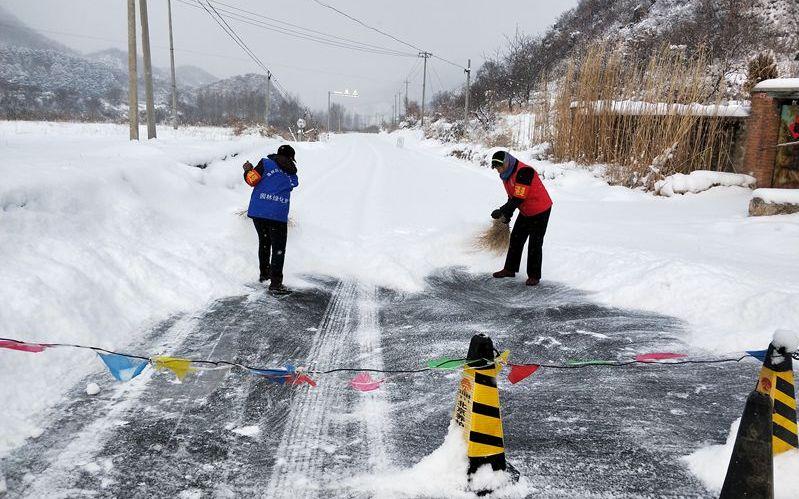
[742,92,781,188]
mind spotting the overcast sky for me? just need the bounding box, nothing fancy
[3,0,578,114]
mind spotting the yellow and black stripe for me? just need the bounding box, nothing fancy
[756,344,798,455]
[466,364,505,459]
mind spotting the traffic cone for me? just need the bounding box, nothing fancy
[719,341,797,498]
[451,334,516,495]
[755,342,798,454]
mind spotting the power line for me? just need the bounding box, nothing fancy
[175,0,416,58]
[309,0,466,70]
[209,0,417,57]
[191,0,291,99]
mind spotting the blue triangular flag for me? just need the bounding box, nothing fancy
[251,365,295,384]
[746,350,768,362]
[98,353,148,381]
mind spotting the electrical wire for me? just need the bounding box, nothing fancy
[309,0,465,70]
[175,0,416,58]
[209,0,418,57]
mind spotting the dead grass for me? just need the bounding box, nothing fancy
[474,220,510,254]
[552,43,738,188]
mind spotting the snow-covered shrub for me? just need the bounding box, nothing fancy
[654,171,756,196]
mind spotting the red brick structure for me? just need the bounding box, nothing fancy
[743,92,781,187]
[743,79,799,188]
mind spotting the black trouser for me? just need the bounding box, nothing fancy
[504,208,551,279]
[252,218,287,280]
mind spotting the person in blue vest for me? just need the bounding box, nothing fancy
[243,144,299,294]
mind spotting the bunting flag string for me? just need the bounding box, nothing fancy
[0,336,791,391]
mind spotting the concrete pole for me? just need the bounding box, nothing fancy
[139,0,156,139]
[127,0,139,140]
[327,91,331,137]
[265,72,271,128]
[419,51,431,127]
[464,58,471,128]
[167,0,178,130]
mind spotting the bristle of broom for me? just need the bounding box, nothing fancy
[474,220,510,254]
[235,208,296,228]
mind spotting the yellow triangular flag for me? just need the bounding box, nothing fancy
[152,356,195,381]
[496,350,510,368]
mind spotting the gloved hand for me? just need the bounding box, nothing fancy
[491,209,510,224]
[243,161,253,172]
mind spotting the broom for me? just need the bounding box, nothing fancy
[474,219,510,254]
[235,208,296,227]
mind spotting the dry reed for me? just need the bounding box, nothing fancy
[552,43,738,188]
[474,220,511,254]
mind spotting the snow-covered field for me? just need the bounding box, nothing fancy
[1,121,798,495]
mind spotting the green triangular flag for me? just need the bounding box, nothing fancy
[427,357,467,370]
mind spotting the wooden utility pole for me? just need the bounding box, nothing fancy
[464,58,471,129]
[139,0,156,139]
[167,0,178,129]
[127,0,139,140]
[419,51,431,127]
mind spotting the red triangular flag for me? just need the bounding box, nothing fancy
[290,374,317,387]
[0,340,48,353]
[635,352,687,363]
[508,364,539,384]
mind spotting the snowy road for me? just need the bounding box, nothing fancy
[0,131,776,497]
[1,273,757,497]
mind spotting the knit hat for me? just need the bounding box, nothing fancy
[277,144,296,163]
[491,150,506,168]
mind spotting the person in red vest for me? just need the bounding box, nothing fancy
[490,150,553,286]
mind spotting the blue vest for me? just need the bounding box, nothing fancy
[247,158,299,222]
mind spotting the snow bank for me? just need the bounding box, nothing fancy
[0,121,276,454]
[684,418,799,498]
[753,188,799,205]
[655,170,756,196]
[346,423,528,498]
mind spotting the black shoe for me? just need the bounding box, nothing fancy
[259,274,270,283]
[268,273,291,295]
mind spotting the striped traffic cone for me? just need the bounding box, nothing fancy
[452,334,516,495]
[720,341,797,498]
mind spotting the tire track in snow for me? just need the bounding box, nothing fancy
[264,280,390,497]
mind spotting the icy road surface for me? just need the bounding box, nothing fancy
[1,272,756,498]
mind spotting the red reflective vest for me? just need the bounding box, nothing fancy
[503,161,553,216]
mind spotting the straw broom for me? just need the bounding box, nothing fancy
[474,219,510,254]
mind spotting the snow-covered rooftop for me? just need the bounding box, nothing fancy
[570,100,750,118]
[752,78,799,93]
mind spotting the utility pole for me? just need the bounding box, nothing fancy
[265,72,271,129]
[418,51,431,127]
[127,0,138,140]
[167,0,178,130]
[327,91,331,136]
[404,79,409,116]
[464,58,471,130]
[139,0,156,139]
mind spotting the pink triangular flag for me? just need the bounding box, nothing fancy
[0,340,48,353]
[635,352,687,363]
[350,372,384,392]
[508,364,539,384]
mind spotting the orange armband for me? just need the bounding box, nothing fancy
[245,169,262,187]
